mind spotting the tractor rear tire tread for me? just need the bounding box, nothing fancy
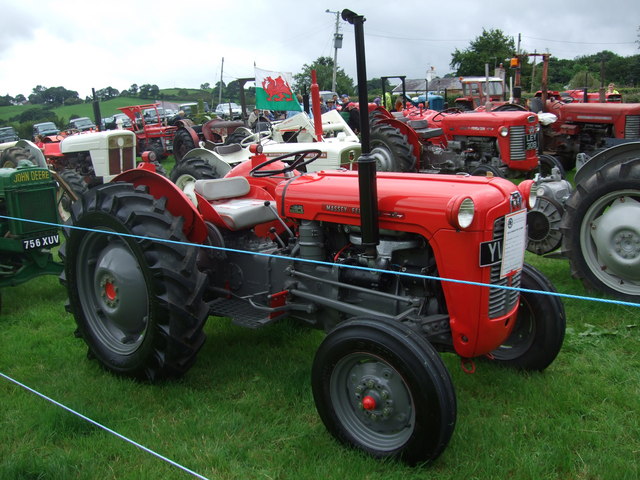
[59,182,208,381]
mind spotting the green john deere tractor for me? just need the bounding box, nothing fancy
[0,159,62,311]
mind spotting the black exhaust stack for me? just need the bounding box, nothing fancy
[342,9,379,259]
[92,88,102,132]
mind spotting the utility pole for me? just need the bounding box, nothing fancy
[326,9,343,94]
[531,50,537,92]
[218,57,224,105]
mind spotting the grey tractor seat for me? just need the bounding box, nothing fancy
[194,177,278,230]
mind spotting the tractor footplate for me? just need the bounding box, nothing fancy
[209,297,278,329]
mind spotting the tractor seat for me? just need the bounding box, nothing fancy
[213,143,243,155]
[194,177,278,230]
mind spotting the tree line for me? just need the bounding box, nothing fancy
[2,28,638,111]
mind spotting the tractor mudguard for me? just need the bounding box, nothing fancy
[176,123,201,148]
[574,141,640,186]
[113,168,207,243]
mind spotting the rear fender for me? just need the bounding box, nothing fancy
[575,141,640,186]
[177,123,201,146]
[376,117,423,166]
[113,168,207,243]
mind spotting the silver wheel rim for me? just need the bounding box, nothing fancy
[580,190,640,296]
[77,229,150,355]
[330,352,414,451]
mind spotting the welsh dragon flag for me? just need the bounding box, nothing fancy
[255,67,302,112]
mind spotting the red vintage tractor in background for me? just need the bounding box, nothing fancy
[59,9,565,464]
[117,103,178,160]
[369,102,549,177]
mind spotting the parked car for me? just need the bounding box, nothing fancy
[103,113,132,130]
[214,102,242,119]
[143,107,174,122]
[0,126,19,143]
[32,121,60,140]
[67,117,96,132]
[180,102,211,117]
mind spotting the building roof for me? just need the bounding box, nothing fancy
[392,77,463,95]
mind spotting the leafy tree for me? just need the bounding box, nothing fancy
[96,86,119,100]
[364,78,393,96]
[28,85,47,104]
[129,84,139,96]
[14,94,26,104]
[10,108,58,124]
[0,95,13,107]
[293,56,355,95]
[568,70,601,90]
[200,82,211,90]
[138,84,159,99]
[450,29,516,76]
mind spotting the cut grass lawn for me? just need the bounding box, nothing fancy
[1,239,638,478]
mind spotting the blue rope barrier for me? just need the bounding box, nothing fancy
[4,214,639,309]
[0,371,211,480]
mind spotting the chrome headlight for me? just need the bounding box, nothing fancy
[517,179,538,209]
[458,198,475,228]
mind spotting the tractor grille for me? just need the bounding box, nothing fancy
[10,187,59,235]
[625,115,640,139]
[509,126,526,160]
[488,216,521,318]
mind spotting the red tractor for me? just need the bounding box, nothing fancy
[59,9,565,464]
[530,94,640,170]
[370,103,547,177]
[454,75,507,111]
[466,54,640,171]
[117,103,178,160]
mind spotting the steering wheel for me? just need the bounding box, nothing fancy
[250,149,322,177]
[492,103,528,112]
[240,130,272,147]
[431,107,462,122]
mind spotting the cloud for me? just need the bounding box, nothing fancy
[0,0,638,98]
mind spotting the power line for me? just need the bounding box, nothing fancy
[522,35,636,45]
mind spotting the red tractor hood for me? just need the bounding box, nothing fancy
[548,101,640,124]
[432,110,539,134]
[276,169,521,237]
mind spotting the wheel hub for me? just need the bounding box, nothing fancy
[88,239,150,350]
[371,147,394,172]
[591,197,640,281]
[354,376,396,421]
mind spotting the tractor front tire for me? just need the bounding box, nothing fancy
[561,158,640,301]
[60,182,209,381]
[312,318,456,465]
[55,169,88,222]
[489,263,566,371]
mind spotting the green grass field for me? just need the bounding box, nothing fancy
[0,97,192,125]
[1,230,638,480]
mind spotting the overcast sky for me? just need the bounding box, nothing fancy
[1,0,638,99]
